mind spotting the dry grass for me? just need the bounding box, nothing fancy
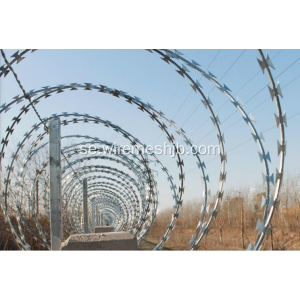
[140,203,300,250]
[2,174,300,250]
[141,175,300,250]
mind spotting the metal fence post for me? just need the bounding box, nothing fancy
[83,178,88,233]
[49,118,62,250]
[91,199,95,232]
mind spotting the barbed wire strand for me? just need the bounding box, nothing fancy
[153,50,222,145]
[158,110,300,187]
[189,50,283,138]
[194,54,300,145]
[0,49,49,132]
[180,50,246,128]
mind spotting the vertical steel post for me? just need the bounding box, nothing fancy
[83,178,88,233]
[49,118,62,250]
[96,207,99,226]
[91,199,95,232]
[36,170,39,216]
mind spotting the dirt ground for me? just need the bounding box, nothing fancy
[139,227,300,251]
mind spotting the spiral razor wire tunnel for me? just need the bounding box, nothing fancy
[0,49,286,250]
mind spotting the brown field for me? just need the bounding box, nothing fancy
[139,227,300,251]
[139,176,300,250]
[1,175,300,251]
